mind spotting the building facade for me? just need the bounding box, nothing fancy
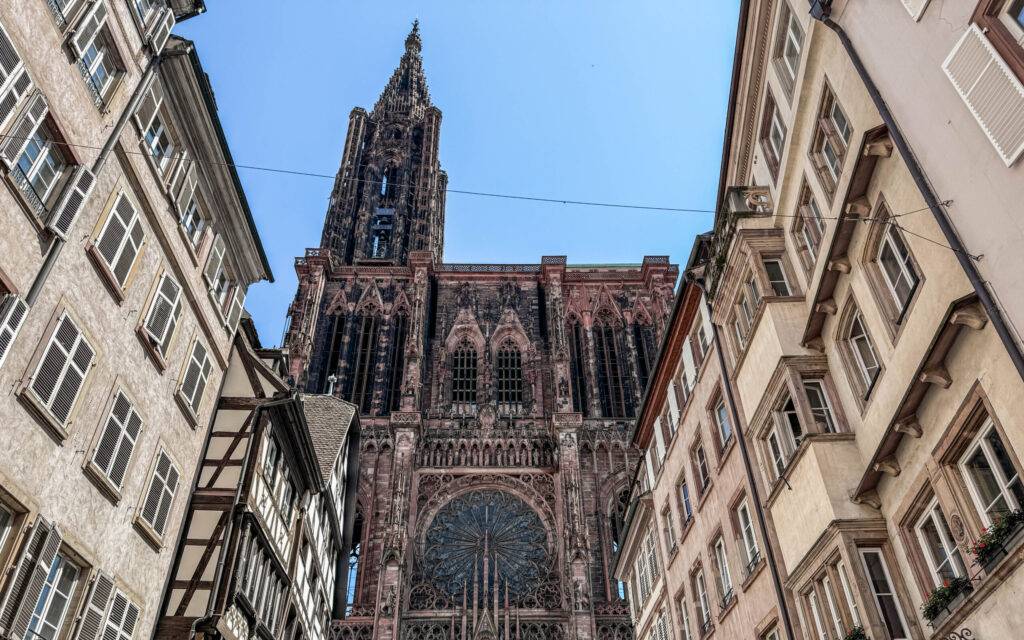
[282,24,679,640]
[664,1,1024,640]
[613,271,792,640]
[155,317,361,640]
[0,2,272,640]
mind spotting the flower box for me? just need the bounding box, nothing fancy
[926,587,971,628]
[971,510,1024,574]
[842,627,867,640]
[922,576,973,627]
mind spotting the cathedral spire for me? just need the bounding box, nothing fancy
[373,20,432,117]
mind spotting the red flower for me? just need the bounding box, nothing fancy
[943,579,950,588]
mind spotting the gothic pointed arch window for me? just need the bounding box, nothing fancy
[321,312,346,394]
[567,317,588,416]
[608,487,631,600]
[496,338,524,413]
[633,321,657,394]
[345,510,364,616]
[450,339,478,411]
[594,312,632,418]
[349,310,381,414]
[383,312,408,413]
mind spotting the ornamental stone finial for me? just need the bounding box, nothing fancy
[406,19,422,53]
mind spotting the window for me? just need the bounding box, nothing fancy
[694,444,711,496]
[773,2,804,94]
[179,195,206,248]
[95,192,145,289]
[844,308,881,396]
[594,314,631,418]
[144,112,174,170]
[713,399,732,448]
[652,609,669,640]
[679,597,694,640]
[385,314,408,413]
[836,559,862,627]
[807,588,830,640]
[0,22,33,135]
[803,380,836,433]
[568,320,588,415]
[875,222,920,318]
[369,207,394,259]
[766,396,803,479]
[133,0,160,23]
[16,122,66,208]
[959,420,1023,525]
[737,501,759,569]
[694,568,711,630]
[100,591,140,640]
[692,322,709,370]
[662,505,677,553]
[450,342,478,409]
[0,504,12,549]
[811,85,852,195]
[91,390,142,491]
[70,2,124,105]
[634,322,656,393]
[794,185,826,269]
[139,450,180,537]
[179,340,211,415]
[859,549,910,639]
[763,259,791,296]
[350,314,380,414]
[760,92,787,180]
[915,498,966,585]
[821,574,846,640]
[678,479,693,524]
[143,274,182,357]
[713,536,733,603]
[26,552,80,640]
[29,312,95,426]
[496,339,524,411]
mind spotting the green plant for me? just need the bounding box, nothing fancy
[969,509,1024,566]
[842,626,867,640]
[920,575,972,622]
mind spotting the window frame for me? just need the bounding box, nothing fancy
[772,1,804,97]
[760,91,787,181]
[858,547,911,640]
[839,304,883,401]
[913,497,967,586]
[809,82,852,199]
[958,417,1024,526]
[793,182,826,271]
[26,550,81,640]
[762,258,792,297]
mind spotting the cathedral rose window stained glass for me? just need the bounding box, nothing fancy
[423,490,549,602]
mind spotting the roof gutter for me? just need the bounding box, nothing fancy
[809,0,1024,382]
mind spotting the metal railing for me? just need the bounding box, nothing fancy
[10,164,48,221]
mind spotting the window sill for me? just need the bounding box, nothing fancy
[717,591,737,622]
[133,514,166,551]
[4,169,54,232]
[174,389,201,429]
[717,436,737,470]
[695,481,714,513]
[82,460,124,505]
[16,386,71,444]
[135,325,170,373]
[679,517,696,545]
[740,556,765,592]
[85,244,127,304]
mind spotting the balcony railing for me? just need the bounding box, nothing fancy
[699,618,715,638]
[718,588,735,611]
[75,59,105,108]
[10,164,48,221]
[743,550,762,580]
[45,0,70,29]
[706,185,774,299]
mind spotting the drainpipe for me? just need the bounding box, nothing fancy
[25,46,171,306]
[809,0,1024,382]
[687,272,797,640]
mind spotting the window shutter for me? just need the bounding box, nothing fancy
[8,522,62,639]
[48,165,96,239]
[167,149,190,195]
[0,23,23,86]
[141,451,178,536]
[133,79,163,133]
[97,193,145,288]
[31,314,94,424]
[0,517,50,634]
[92,391,141,490]
[147,7,175,55]
[144,274,182,353]
[173,162,197,216]
[943,24,1024,166]
[71,1,109,60]
[74,571,114,640]
[203,234,226,285]
[0,23,32,132]
[181,341,211,413]
[0,91,47,169]
[225,286,246,332]
[0,294,28,368]
[900,0,930,21]
[102,591,139,640]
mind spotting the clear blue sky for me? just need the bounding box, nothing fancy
[176,1,741,346]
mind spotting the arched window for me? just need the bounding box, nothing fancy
[451,342,478,409]
[350,313,380,414]
[567,319,588,415]
[345,512,363,616]
[496,339,524,412]
[633,322,656,393]
[383,313,408,412]
[609,488,630,600]
[321,314,346,393]
[594,313,631,418]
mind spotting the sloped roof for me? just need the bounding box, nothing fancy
[300,394,358,483]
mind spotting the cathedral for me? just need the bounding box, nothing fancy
[283,23,677,640]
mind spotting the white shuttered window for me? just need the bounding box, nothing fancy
[91,391,142,490]
[30,313,94,425]
[0,23,33,132]
[140,450,179,536]
[180,340,211,414]
[96,193,145,288]
[143,274,182,355]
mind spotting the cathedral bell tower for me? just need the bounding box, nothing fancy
[320,21,448,266]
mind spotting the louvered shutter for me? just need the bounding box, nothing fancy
[901,0,930,20]
[0,517,50,634]
[48,166,96,239]
[133,79,163,134]
[0,295,28,368]
[8,523,62,639]
[167,149,190,195]
[203,235,225,285]
[943,24,1024,166]
[147,7,175,55]
[97,193,145,288]
[31,314,94,424]
[102,591,138,640]
[0,24,32,132]
[144,274,182,353]
[74,571,114,640]
[225,286,246,332]
[71,1,109,59]
[141,451,178,536]
[173,163,197,216]
[92,391,141,489]
[180,341,210,413]
[0,91,47,169]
